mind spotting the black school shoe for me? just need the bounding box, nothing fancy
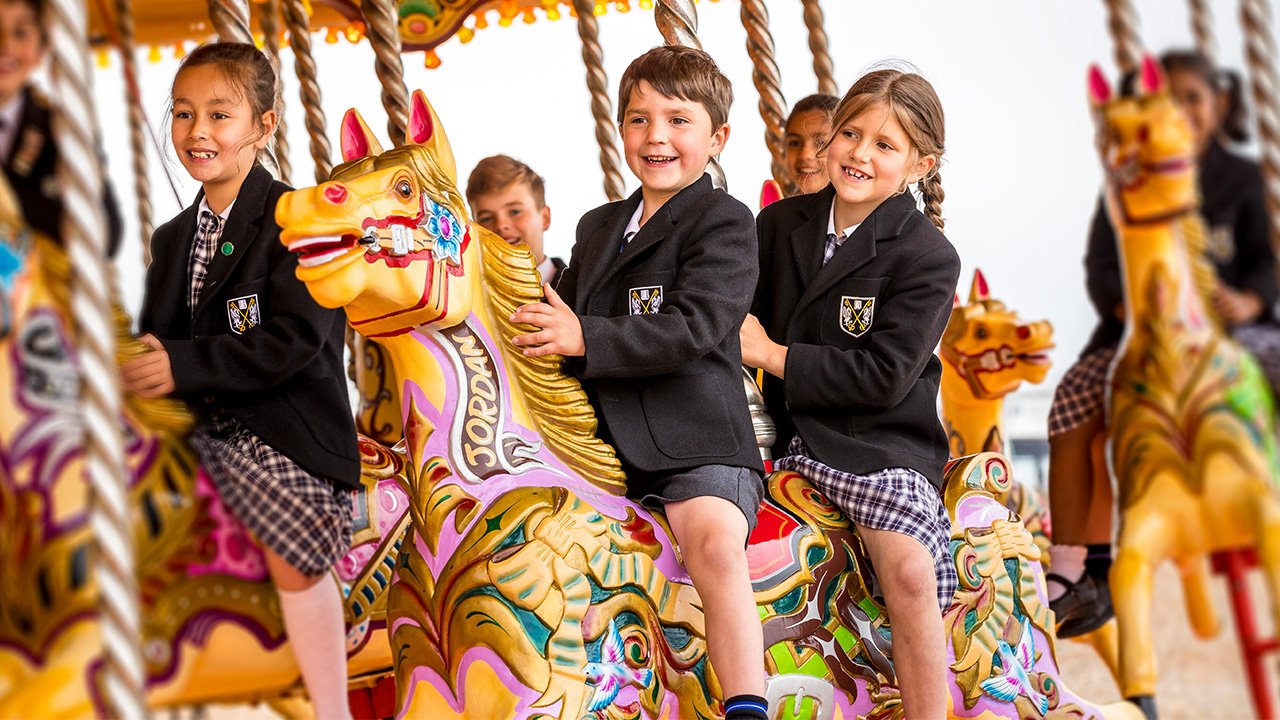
[1048,572,1115,638]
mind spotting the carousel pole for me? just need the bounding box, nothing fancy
[282,0,333,183]
[800,0,837,97]
[1240,0,1280,252]
[47,0,143,717]
[571,0,625,202]
[1188,0,1216,62]
[260,0,292,185]
[208,0,281,176]
[361,0,409,145]
[112,0,153,264]
[653,0,726,188]
[1102,0,1143,74]
[740,0,791,196]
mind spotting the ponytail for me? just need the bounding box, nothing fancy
[919,171,945,231]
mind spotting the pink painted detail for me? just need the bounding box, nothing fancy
[759,179,782,208]
[1088,65,1112,105]
[341,110,373,161]
[407,92,434,145]
[336,544,376,583]
[400,647,545,717]
[1140,54,1163,95]
[973,268,990,300]
[186,469,268,581]
[323,183,349,204]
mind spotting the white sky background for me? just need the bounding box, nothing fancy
[86,0,1280,390]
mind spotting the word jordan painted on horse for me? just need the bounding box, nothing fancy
[269,88,1141,719]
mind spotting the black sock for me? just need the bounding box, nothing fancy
[724,694,769,720]
[1085,543,1112,580]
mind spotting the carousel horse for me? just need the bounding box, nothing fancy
[0,175,410,716]
[1089,57,1280,716]
[274,88,1140,720]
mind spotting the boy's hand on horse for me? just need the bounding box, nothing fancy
[511,284,586,357]
[122,333,176,398]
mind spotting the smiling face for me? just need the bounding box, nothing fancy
[170,64,275,207]
[825,101,934,228]
[470,182,550,264]
[621,80,728,210]
[0,0,42,106]
[1167,66,1219,157]
[784,109,832,194]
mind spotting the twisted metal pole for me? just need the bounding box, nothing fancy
[361,0,408,146]
[740,0,791,197]
[572,0,624,201]
[1102,0,1142,75]
[1240,0,1280,252]
[1188,0,1216,62]
[113,0,153,264]
[800,0,836,97]
[282,0,333,182]
[208,0,280,177]
[260,0,291,185]
[653,0,725,189]
[47,0,142,716]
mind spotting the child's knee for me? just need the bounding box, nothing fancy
[876,545,937,600]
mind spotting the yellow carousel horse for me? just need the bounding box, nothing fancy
[273,87,1140,720]
[1089,56,1280,717]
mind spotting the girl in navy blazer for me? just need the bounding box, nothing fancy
[742,68,960,720]
[120,43,356,719]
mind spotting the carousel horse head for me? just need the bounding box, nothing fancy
[941,269,1054,401]
[276,90,478,337]
[1088,55,1197,226]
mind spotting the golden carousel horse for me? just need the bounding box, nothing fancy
[273,88,1140,720]
[1089,56,1280,717]
[0,175,410,716]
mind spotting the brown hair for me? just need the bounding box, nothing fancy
[1160,49,1250,144]
[170,42,278,150]
[827,68,947,230]
[786,93,839,129]
[465,154,547,207]
[616,45,733,130]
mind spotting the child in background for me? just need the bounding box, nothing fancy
[467,154,564,285]
[120,42,358,719]
[744,68,959,720]
[782,93,838,194]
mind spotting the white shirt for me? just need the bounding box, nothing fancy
[624,201,644,242]
[826,200,861,241]
[198,196,236,222]
[0,94,25,165]
[535,255,557,284]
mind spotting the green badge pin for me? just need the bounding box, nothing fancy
[221,241,234,256]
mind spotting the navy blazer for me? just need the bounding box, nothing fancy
[4,86,122,257]
[556,174,764,476]
[752,187,960,489]
[139,164,359,487]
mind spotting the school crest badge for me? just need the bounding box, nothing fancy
[227,294,261,335]
[629,285,663,316]
[840,296,875,337]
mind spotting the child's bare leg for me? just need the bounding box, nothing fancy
[664,496,766,703]
[858,526,946,720]
[1048,414,1110,545]
[266,550,353,720]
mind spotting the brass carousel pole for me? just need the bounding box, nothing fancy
[260,0,292,185]
[800,0,837,97]
[1188,0,1216,62]
[47,0,142,717]
[653,0,725,188]
[282,0,333,183]
[1240,0,1280,252]
[1102,0,1143,74]
[740,0,791,197]
[208,0,281,176]
[361,0,408,145]
[112,0,153,264]
[572,0,625,202]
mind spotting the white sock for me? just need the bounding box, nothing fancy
[1046,544,1087,601]
[277,578,353,720]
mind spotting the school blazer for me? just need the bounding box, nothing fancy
[556,174,764,475]
[4,86,123,257]
[752,187,961,489]
[138,164,359,488]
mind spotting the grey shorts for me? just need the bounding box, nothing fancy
[628,464,765,533]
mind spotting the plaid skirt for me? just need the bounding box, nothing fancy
[190,412,353,578]
[775,437,956,611]
[1047,346,1116,437]
[1234,323,1280,392]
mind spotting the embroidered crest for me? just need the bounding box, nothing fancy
[1207,224,1234,263]
[12,127,44,177]
[629,285,663,316]
[227,294,261,335]
[840,295,875,337]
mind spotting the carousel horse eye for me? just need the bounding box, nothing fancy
[396,180,413,198]
[975,326,989,340]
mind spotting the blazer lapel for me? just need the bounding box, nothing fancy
[577,190,643,304]
[789,186,833,290]
[193,165,272,319]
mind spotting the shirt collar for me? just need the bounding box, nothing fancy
[198,196,236,221]
[826,199,860,239]
[535,255,557,284]
[624,201,644,239]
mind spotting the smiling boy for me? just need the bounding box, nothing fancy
[466,154,564,285]
[510,45,768,720]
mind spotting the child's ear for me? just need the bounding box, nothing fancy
[710,123,730,158]
[258,109,279,149]
[908,153,936,185]
[540,205,551,232]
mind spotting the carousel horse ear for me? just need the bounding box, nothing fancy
[760,179,782,209]
[341,109,383,162]
[1088,65,1112,107]
[969,268,990,303]
[1139,54,1164,96]
[953,293,961,309]
[405,89,458,180]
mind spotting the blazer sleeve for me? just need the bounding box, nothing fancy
[1229,169,1278,309]
[578,206,757,378]
[1085,195,1124,322]
[751,209,775,317]
[783,242,960,411]
[163,232,339,395]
